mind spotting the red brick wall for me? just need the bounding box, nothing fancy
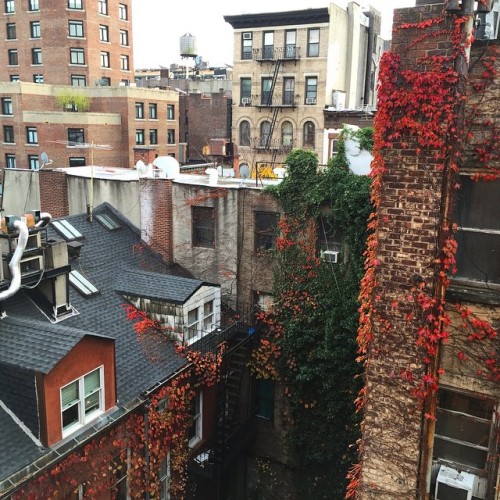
[139,178,173,263]
[39,169,69,218]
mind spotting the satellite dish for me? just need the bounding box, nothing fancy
[39,151,52,170]
[239,164,250,186]
[135,160,148,176]
[195,55,202,68]
[153,156,180,178]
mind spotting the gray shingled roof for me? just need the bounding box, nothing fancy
[0,203,196,486]
[115,268,204,303]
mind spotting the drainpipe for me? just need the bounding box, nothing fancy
[363,10,375,107]
[0,220,29,301]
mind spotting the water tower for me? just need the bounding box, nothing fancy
[180,33,197,59]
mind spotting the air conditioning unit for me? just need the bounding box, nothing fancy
[243,32,252,40]
[435,465,478,500]
[332,90,346,110]
[321,250,338,264]
[241,97,251,105]
[305,97,316,105]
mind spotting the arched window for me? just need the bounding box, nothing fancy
[239,120,251,146]
[281,121,293,148]
[303,121,315,148]
[260,121,271,148]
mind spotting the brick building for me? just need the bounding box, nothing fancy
[354,1,500,499]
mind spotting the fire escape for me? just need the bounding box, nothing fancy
[251,45,301,169]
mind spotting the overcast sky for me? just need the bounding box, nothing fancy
[132,0,416,69]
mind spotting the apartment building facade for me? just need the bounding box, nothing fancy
[224,2,382,176]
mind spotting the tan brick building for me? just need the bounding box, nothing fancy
[224,2,383,175]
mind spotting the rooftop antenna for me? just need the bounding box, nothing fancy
[39,151,52,170]
[48,140,113,222]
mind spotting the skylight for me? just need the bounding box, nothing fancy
[95,213,121,231]
[69,270,99,296]
[52,220,83,241]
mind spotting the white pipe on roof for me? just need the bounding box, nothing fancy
[35,212,52,229]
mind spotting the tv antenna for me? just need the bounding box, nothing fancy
[48,140,113,222]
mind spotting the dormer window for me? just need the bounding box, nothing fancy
[61,366,103,436]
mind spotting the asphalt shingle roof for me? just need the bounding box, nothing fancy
[0,203,198,486]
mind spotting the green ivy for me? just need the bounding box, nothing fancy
[266,143,372,498]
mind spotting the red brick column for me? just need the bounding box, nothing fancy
[39,170,69,218]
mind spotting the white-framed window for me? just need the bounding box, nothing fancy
[30,21,40,38]
[241,32,252,60]
[307,28,320,57]
[2,97,13,115]
[187,307,200,343]
[60,366,103,435]
[149,129,158,145]
[135,102,144,119]
[188,392,203,447]
[100,51,110,68]
[67,0,83,9]
[120,29,129,46]
[159,452,171,500]
[149,103,157,119]
[70,48,85,65]
[33,74,43,84]
[5,0,14,13]
[28,0,39,11]
[120,54,129,71]
[28,154,39,170]
[10,74,19,82]
[135,129,145,145]
[26,126,38,144]
[71,74,86,86]
[118,3,127,20]
[5,154,16,169]
[167,104,175,120]
[6,22,16,39]
[3,125,14,143]
[31,47,42,65]
[8,49,18,65]
[167,129,175,144]
[98,0,107,15]
[203,300,214,330]
[99,24,109,42]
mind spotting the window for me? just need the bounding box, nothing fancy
[188,393,202,447]
[71,74,86,86]
[26,126,38,144]
[112,452,129,498]
[4,0,14,13]
[31,48,42,65]
[9,75,19,82]
[256,379,274,420]
[455,176,500,285]
[28,155,39,170]
[70,48,85,65]
[281,121,293,148]
[433,388,496,474]
[285,30,297,58]
[187,307,200,343]
[118,3,127,20]
[119,29,128,46]
[159,454,171,500]
[149,129,158,145]
[5,154,16,169]
[135,129,145,145]
[192,206,215,247]
[100,51,110,68]
[67,0,83,9]
[255,212,278,251]
[254,291,274,312]
[95,213,120,231]
[3,126,14,143]
[99,25,108,42]
[240,77,251,105]
[283,77,295,105]
[61,367,103,434]
[307,28,320,57]
[167,104,175,120]
[241,32,252,60]
[303,121,315,148]
[68,127,84,145]
[167,129,175,144]
[120,79,129,86]
[69,157,85,167]
[28,0,38,11]
[2,97,13,115]
[98,0,107,15]
[239,120,251,147]
[261,77,272,105]
[8,49,18,65]
[135,102,144,119]
[6,23,16,39]
[101,76,110,86]
[120,54,129,70]
[69,270,98,295]
[262,31,274,59]
[203,300,214,330]
[260,121,271,148]
[68,21,83,38]
[52,219,83,240]
[305,76,318,104]
[149,103,157,119]
[30,21,40,38]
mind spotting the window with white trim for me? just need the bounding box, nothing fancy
[28,155,39,170]
[167,104,175,120]
[70,48,85,65]
[188,392,203,447]
[8,49,18,66]
[26,126,38,144]
[120,29,129,46]
[6,23,16,39]
[118,3,127,20]
[30,21,40,38]
[135,129,144,145]
[31,48,42,65]
[2,98,13,115]
[100,51,110,68]
[203,300,214,330]
[67,0,83,9]
[5,154,16,169]
[99,25,109,42]
[120,54,129,71]
[28,0,39,11]
[187,307,200,343]
[60,367,103,435]
[159,453,171,500]
[71,74,86,87]
[4,0,14,13]
[98,0,107,15]
[307,28,320,57]
[68,20,83,38]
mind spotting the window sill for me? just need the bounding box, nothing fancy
[447,279,500,305]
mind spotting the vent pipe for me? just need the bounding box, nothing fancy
[35,212,52,229]
[0,220,29,301]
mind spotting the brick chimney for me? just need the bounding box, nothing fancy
[39,170,69,218]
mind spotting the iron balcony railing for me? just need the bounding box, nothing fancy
[253,46,301,62]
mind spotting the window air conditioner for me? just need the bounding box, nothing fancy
[243,32,252,40]
[241,97,251,105]
[435,465,477,500]
[305,97,316,105]
[321,250,338,264]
